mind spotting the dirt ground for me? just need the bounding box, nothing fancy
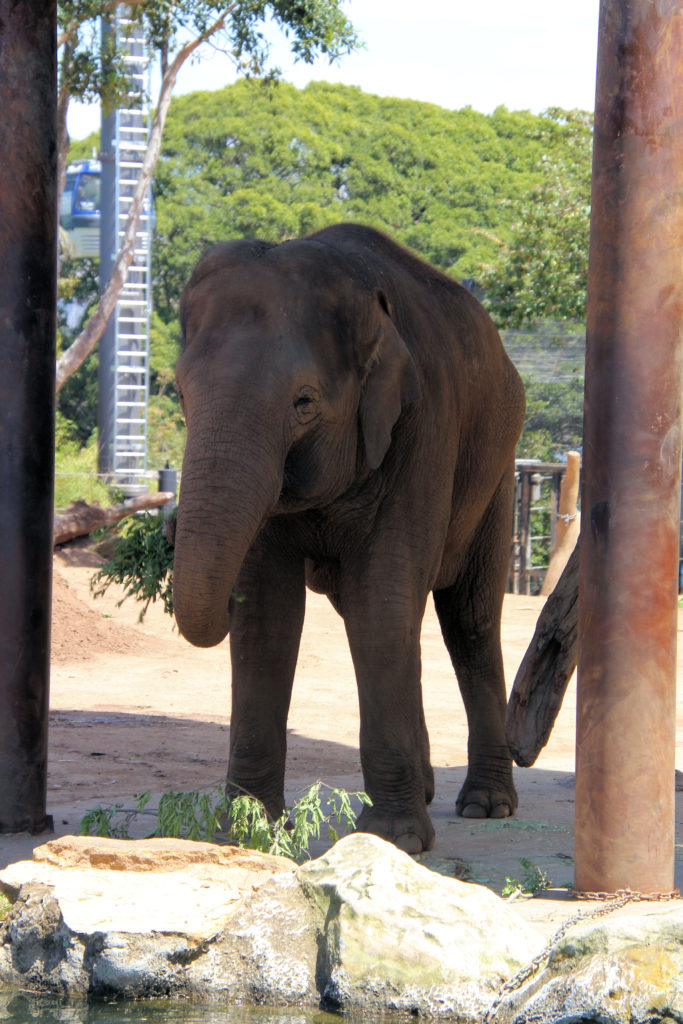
[2,540,682,938]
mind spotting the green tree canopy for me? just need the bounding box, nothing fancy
[151,82,590,324]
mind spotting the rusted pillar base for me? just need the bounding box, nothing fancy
[575,0,683,893]
[0,1,57,833]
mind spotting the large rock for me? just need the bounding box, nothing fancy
[0,835,295,937]
[299,832,542,1019]
[0,835,314,1001]
[498,905,683,1024]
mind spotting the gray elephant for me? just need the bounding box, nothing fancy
[172,223,525,853]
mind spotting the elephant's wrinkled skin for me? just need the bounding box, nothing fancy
[173,224,525,853]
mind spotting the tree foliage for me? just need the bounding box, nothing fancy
[58,1,359,112]
[481,108,593,327]
[152,84,589,324]
[517,377,584,460]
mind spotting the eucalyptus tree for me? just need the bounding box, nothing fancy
[55,0,359,390]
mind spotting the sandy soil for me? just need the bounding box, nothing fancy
[2,540,682,937]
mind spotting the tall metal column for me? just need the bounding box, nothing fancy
[98,85,117,479]
[575,0,683,893]
[0,0,57,833]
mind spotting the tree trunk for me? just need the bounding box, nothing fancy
[506,538,580,766]
[53,493,174,546]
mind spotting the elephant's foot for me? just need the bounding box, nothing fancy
[456,755,517,819]
[356,803,435,854]
[225,774,286,823]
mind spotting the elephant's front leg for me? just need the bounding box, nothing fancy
[341,569,435,854]
[227,525,306,820]
[434,470,518,819]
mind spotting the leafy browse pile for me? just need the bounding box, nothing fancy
[91,511,175,621]
[80,782,371,863]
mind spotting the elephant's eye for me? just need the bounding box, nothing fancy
[293,386,320,424]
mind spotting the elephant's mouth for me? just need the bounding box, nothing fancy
[276,451,320,511]
[274,487,317,514]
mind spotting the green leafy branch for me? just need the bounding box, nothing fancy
[91,511,175,621]
[80,781,372,863]
[501,857,552,899]
[80,791,155,840]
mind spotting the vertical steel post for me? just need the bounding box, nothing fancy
[518,469,532,595]
[98,89,117,479]
[575,0,683,892]
[0,0,57,832]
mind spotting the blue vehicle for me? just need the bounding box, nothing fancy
[60,158,101,258]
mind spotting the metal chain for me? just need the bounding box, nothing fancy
[482,887,681,1023]
[572,888,680,902]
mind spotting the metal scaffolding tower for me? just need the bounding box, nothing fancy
[98,8,153,492]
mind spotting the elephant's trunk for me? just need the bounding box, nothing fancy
[172,422,284,648]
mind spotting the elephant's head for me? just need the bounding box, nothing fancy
[172,238,421,647]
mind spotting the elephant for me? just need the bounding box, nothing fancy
[172,223,525,853]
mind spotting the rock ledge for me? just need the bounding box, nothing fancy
[1,833,681,1023]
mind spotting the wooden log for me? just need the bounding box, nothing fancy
[506,538,580,767]
[540,514,580,598]
[540,450,581,596]
[53,493,175,547]
[556,451,581,545]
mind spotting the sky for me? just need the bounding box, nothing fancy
[67,0,600,141]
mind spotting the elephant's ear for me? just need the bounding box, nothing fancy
[359,291,422,470]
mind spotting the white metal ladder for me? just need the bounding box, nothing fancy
[110,10,152,489]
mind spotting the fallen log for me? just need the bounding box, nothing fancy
[53,493,175,547]
[506,538,580,767]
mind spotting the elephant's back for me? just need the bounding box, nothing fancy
[308,222,524,447]
[308,223,505,363]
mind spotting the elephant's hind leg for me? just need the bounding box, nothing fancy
[434,468,517,819]
[227,525,306,820]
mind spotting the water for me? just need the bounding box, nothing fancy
[0,995,405,1024]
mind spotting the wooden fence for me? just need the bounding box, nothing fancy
[509,460,570,595]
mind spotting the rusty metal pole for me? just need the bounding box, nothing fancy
[575,0,683,893]
[0,1,57,833]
